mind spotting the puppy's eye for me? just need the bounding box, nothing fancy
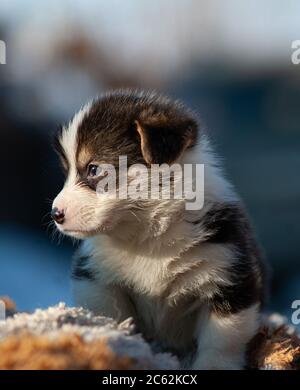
[87,164,103,178]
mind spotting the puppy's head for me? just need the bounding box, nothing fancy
[52,90,198,239]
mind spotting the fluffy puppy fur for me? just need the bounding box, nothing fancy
[52,89,267,369]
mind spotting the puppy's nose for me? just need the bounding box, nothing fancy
[51,207,65,224]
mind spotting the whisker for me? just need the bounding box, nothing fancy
[130,210,141,223]
[42,211,52,224]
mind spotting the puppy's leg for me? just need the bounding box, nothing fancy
[71,252,135,321]
[192,304,259,370]
[72,277,134,322]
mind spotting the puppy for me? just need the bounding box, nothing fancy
[52,89,266,369]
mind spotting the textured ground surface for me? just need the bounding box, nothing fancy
[0,302,178,370]
[0,300,299,370]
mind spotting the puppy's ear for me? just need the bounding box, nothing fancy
[135,111,197,165]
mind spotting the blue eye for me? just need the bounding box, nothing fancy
[88,164,102,177]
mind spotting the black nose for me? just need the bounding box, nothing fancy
[51,207,65,224]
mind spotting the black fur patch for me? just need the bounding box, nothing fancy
[201,204,245,244]
[75,90,198,168]
[53,90,199,193]
[211,255,264,315]
[71,255,95,281]
[197,203,267,315]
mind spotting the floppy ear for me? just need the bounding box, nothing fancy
[135,112,197,165]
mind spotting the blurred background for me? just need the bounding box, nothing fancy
[0,0,299,322]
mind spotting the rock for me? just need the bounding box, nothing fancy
[0,303,178,370]
[0,300,299,370]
